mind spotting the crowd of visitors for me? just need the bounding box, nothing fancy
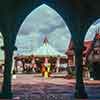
[13,57,67,78]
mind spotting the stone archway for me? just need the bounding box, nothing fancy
[0,0,93,99]
[84,19,100,80]
[0,1,77,98]
[15,4,72,77]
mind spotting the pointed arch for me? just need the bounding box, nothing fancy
[83,18,100,80]
[85,18,100,41]
[83,18,100,59]
[15,4,72,56]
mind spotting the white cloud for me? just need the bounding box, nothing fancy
[15,4,71,55]
[85,21,100,41]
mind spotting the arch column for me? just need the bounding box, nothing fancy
[73,17,91,98]
[74,45,88,98]
[68,15,88,98]
[0,35,17,99]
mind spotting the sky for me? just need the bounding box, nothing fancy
[85,19,100,41]
[0,4,100,58]
[15,4,71,55]
[15,4,100,55]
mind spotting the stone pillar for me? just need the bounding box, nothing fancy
[0,35,16,99]
[73,55,75,66]
[0,46,13,99]
[74,46,88,99]
[31,56,36,72]
[56,56,60,73]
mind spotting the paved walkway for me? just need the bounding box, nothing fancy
[0,73,100,100]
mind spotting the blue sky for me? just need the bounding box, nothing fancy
[15,4,71,55]
[85,20,100,41]
[0,4,100,58]
[14,4,100,55]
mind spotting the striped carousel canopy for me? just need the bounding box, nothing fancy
[33,36,66,58]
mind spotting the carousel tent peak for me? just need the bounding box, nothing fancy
[43,35,48,44]
[33,38,67,58]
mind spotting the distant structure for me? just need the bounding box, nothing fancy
[33,36,66,57]
[66,39,75,67]
[65,34,100,79]
[83,33,100,79]
[83,33,100,63]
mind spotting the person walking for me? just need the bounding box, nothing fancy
[41,63,46,77]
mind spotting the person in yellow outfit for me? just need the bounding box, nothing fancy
[47,63,51,77]
[44,67,48,78]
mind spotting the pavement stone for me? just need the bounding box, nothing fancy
[0,74,100,100]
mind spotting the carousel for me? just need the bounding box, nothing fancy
[33,37,66,62]
[14,36,67,74]
[32,36,67,77]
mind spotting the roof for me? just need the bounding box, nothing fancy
[33,37,66,57]
[33,43,66,57]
